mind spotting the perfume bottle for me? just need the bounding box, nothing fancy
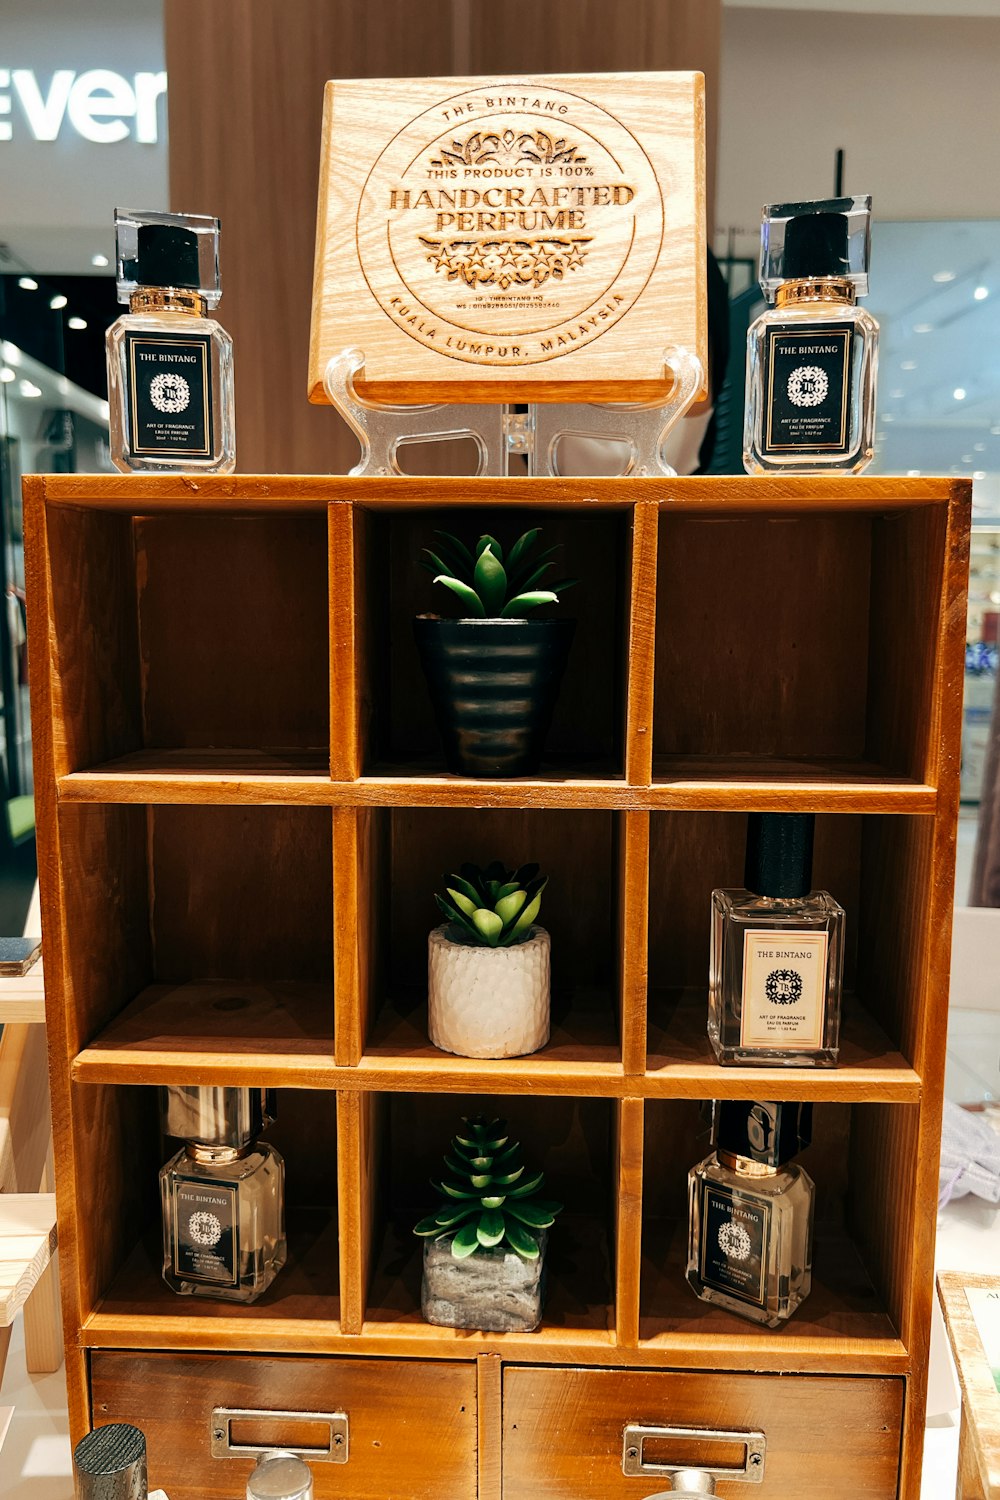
[73,1423,169,1500]
[687,1100,814,1327]
[709,812,845,1066]
[107,208,235,474]
[744,195,878,474]
[247,1451,315,1500]
[159,1085,285,1303]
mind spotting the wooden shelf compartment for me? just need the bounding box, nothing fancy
[59,802,335,1072]
[76,1084,342,1346]
[334,498,643,786]
[642,810,936,1090]
[32,492,330,784]
[348,1092,624,1348]
[652,496,953,794]
[637,1099,918,1371]
[337,805,643,1078]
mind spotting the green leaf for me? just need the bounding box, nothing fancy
[490,1165,525,1187]
[505,1199,559,1228]
[512,560,554,594]
[495,881,520,900]
[433,575,485,617]
[495,889,527,926]
[447,873,482,906]
[436,1178,481,1200]
[434,530,474,573]
[550,577,580,595]
[514,862,539,886]
[414,1214,448,1237]
[421,548,458,580]
[473,546,507,616]
[446,887,478,918]
[504,528,540,577]
[508,542,560,589]
[503,1220,541,1260]
[476,1209,506,1247]
[432,1202,481,1229]
[506,1171,544,1198]
[476,533,503,561]
[471,908,503,946]
[480,1194,506,1209]
[434,893,480,942]
[500,591,559,618]
[451,1220,482,1258]
[490,1141,522,1168]
[483,862,507,882]
[470,1173,493,1189]
[508,889,543,943]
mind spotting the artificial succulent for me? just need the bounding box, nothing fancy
[421,528,576,618]
[435,860,546,947]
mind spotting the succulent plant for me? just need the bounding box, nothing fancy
[414,1115,562,1261]
[435,860,547,947]
[421,528,577,618]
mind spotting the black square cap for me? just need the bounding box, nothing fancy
[713,1099,812,1166]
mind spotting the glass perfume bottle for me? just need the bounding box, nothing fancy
[709,812,845,1066]
[159,1085,285,1303]
[687,1100,814,1327]
[247,1451,315,1500]
[744,195,878,474]
[107,208,235,473]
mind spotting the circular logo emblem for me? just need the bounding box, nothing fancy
[765,968,804,1006]
[188,1210,223,1247]
[149,372,191,414]
[358,83,664,367]
[718,1222,752,1261]
[787,365,828,407]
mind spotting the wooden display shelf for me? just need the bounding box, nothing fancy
[24,472,970,1500]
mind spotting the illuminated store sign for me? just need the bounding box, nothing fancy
[0,68,167,144]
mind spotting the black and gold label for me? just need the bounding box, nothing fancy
[761,322,853,456]
[125,331,213,457]
[172,1174,239,1286]
[699,1181,769,1308]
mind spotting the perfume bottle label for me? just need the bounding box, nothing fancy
[172,1174,239,1286]
[699,1181,769,1308]
[761,322,854,455]
[125,331,214,458]
[740,929,829,1050]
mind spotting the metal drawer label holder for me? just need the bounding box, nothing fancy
[622,1424,766,1485]
[211,1408,349,1464]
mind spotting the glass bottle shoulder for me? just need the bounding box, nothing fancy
[160,1141,283,1182]
[694,1152,813,1202]
[108,309,232,345]
[749,300,878,337]
[712,887,844,921]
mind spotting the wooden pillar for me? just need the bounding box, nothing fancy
[165,0,721,475]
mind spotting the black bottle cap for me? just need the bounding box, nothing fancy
[781,208,851,281]
[744,812,814,899]
[713,1100,812,1167]
[131,221,201,290]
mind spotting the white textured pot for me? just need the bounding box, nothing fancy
[427,924,551,1059]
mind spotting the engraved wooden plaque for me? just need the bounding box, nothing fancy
[309,72,707,404]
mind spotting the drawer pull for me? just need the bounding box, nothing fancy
[621,1424,765,1484]
[211,1408,349,1464]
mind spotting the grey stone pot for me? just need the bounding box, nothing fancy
[421,1230,547,1333]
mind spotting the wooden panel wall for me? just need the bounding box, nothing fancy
[165,0,721,475]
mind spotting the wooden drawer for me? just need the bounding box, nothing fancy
[502,1366,904,1498]
[90,1351,477,1500]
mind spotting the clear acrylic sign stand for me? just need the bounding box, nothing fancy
[323,346,705,479]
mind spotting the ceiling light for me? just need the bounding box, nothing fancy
[975,442,987,452]
[974,471,987,480]
[954,388,967,401]
[91,253,109,268]
[67,316,87,331]
[962,454,973,462]
[882,413,895,423]
[901,360,918,371]
[889,389,904,399]
[974,286,989,301]
[932,270,956,283]
[907,469,921,476]
[914,323,934,334]
[0,368,14,383]
[19,380,41,398]
[17,276,38,291]
[49,293,68,310]
[992,426,1000,436]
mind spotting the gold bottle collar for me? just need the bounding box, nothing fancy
[185,1140,251,1164]
[718,1150,778,1177]
[776,278,857,308]
[129,287,207,317]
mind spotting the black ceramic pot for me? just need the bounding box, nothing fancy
[413,617,576,778]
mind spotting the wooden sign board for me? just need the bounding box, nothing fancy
[309,72,707,405]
